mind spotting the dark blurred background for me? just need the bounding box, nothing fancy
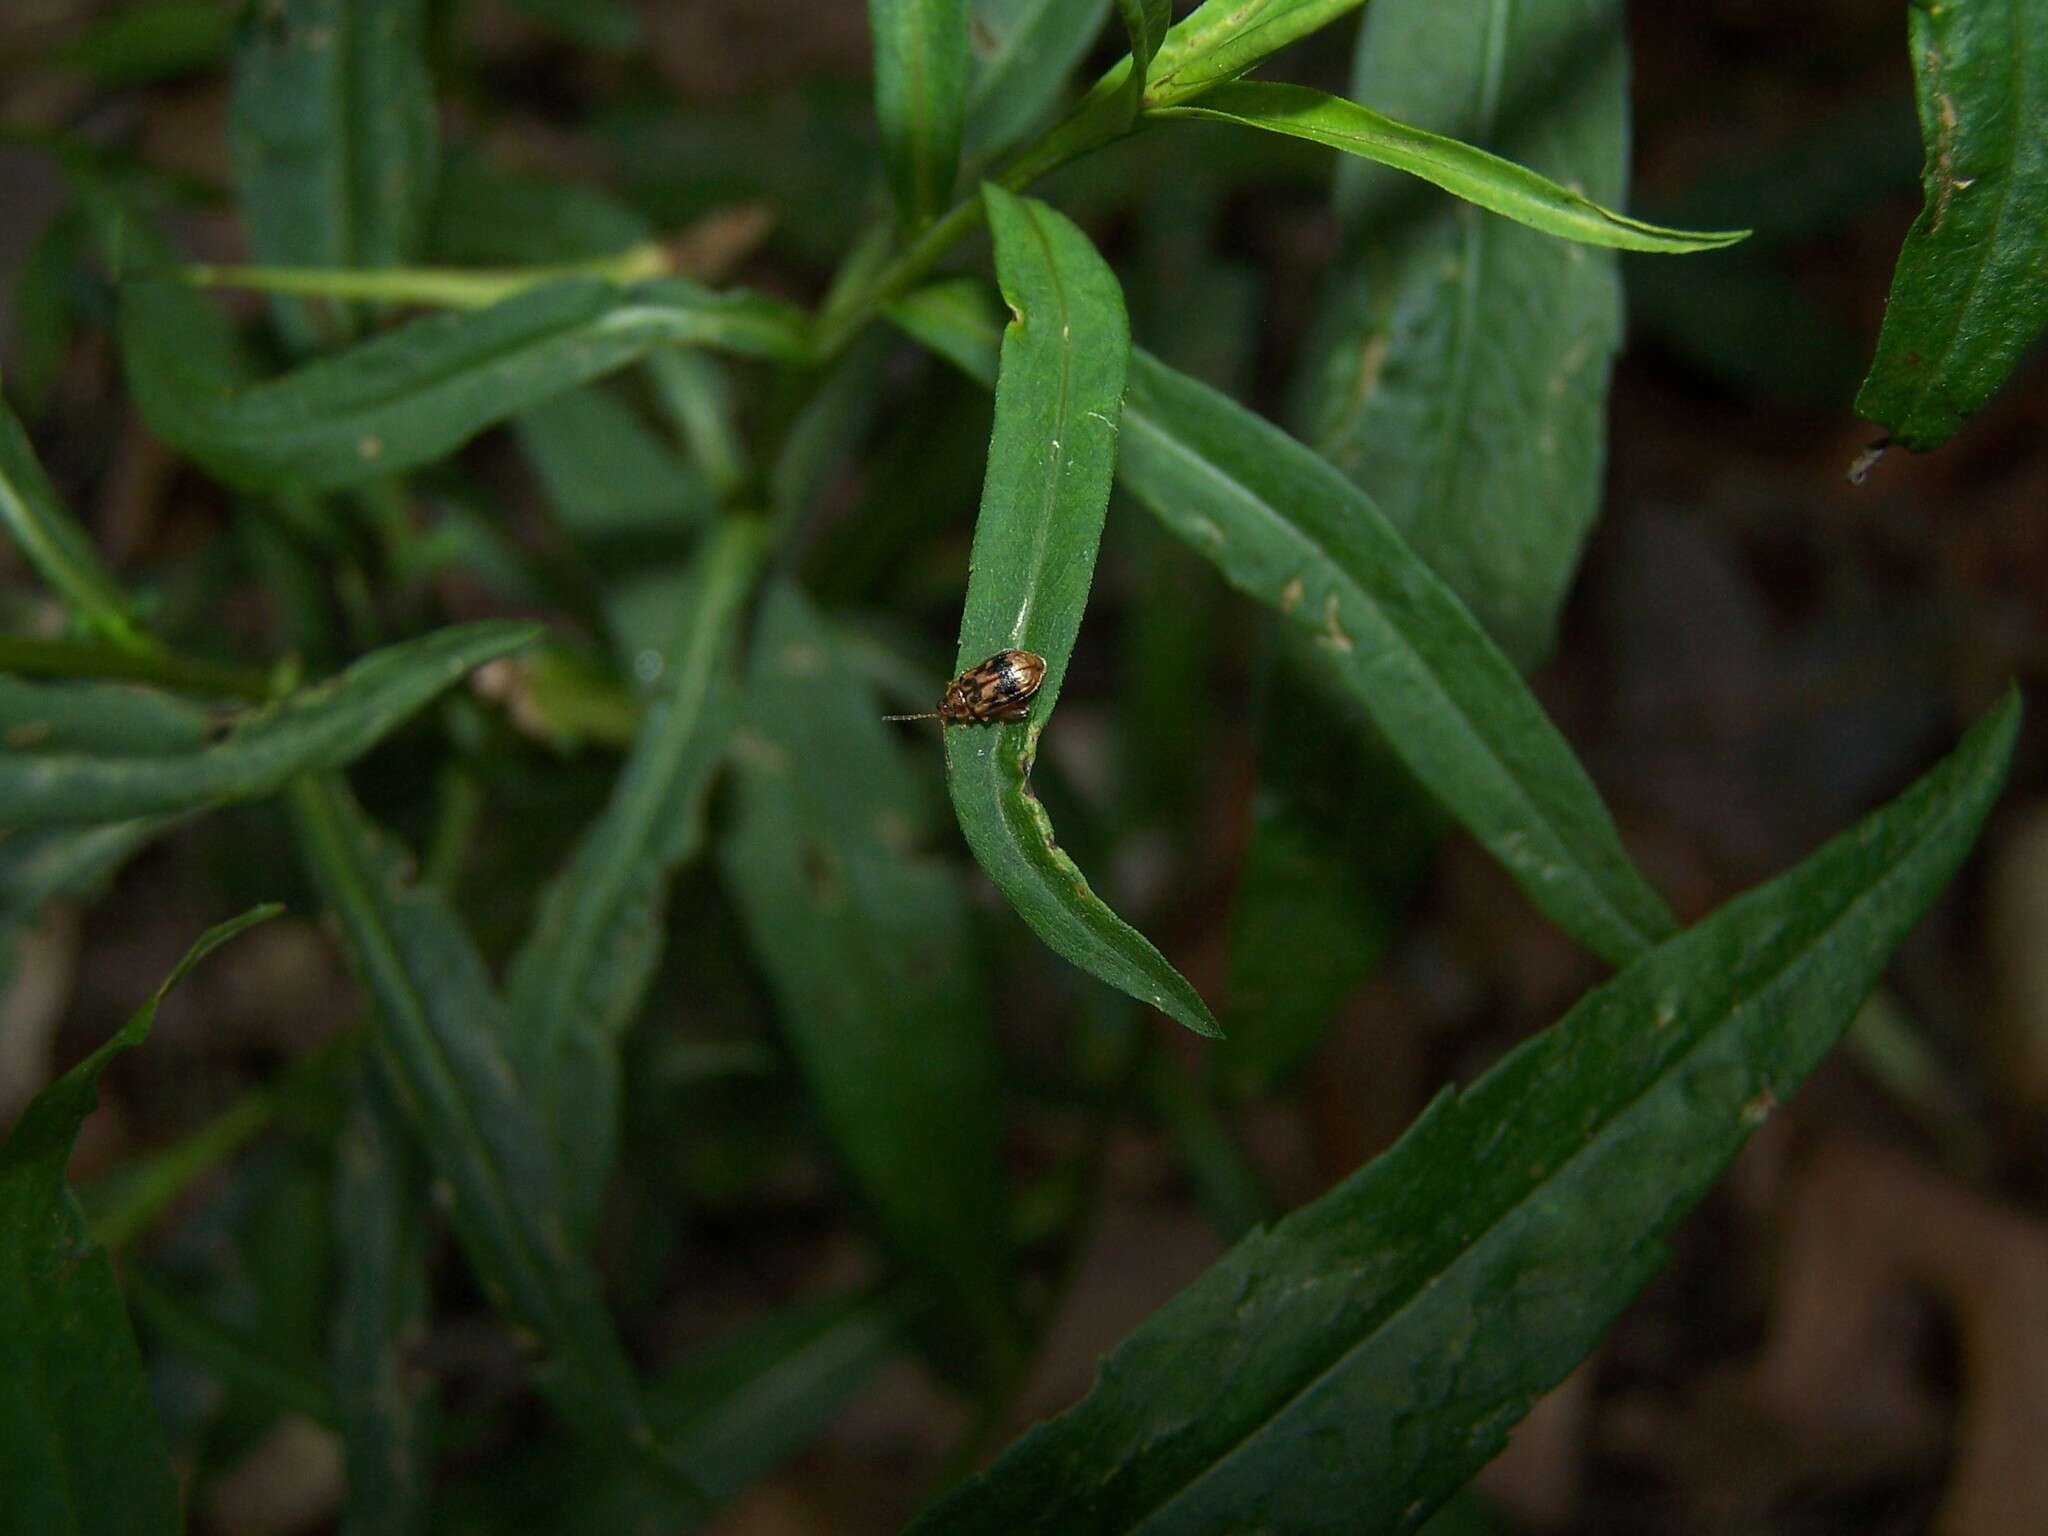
[3,1,2046,1532]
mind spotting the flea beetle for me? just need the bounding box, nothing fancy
[884,649,1047,725]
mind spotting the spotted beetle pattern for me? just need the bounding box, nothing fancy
[883,649,1047,725]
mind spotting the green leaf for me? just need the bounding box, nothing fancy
[964,0,1111,164]
[912,693,2019,1535]
[229,0,438,349]
[126,1264,338,1426]
[1112,0,1172,122]
[48,0,234,83]
[1142,0,1366,110]
[333,1072,434,1536]
[0,392,152,650]
[429,150,653,267]
[0,621,538,826]
[0,904,280,1536]
[1217,633,1443,1095]
[946,187,1216,1038]
[721,582,1017,1367]
[890,282,1674,969]
[505,518,765,1239]
[644,349,752,504]
[1152,82,1747,254]
[285,776,710,1514]
[121,276,810,494]
[1855,0,2048,450]
[514,385,715,676]
[871,0,972,226]
[1295,0,1630,666]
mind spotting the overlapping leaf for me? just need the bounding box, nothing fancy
[870,0,971,226]
[912,693,2018,1535]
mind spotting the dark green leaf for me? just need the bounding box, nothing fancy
[49,0,234,83]
[0,905,280,1536]
[0,393,151,649]
[964,0,1111,164]
[1152,82,1747,254]
[514,385,715,676]
[0,622,538,826]
[332,1072,434,1536]
[945,187,1217,1037]
[912,693,2019,1535]
[122,277,810,494]
[1217,633,1443,1095]
[722,582,1016,1366]
[1856,0,2048,450]
[127,1265,338,1426]
[229,0,438,349]
[286,776,710,1515]
[506,518,765,1239]
[1295,0,1629,665]
[890,282,1674,968]
[871,0,972,225]
[428,151,652,266]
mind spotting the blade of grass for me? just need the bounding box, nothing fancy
[1152,83,1747,253]
[944,186,1217,1037]
[912,693,2018,1534]
[1855,0,2048,449]
[0,621,538,826]
[505,517,766,1239]
[0,905,280,1536]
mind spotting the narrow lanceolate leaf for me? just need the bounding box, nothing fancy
[0,621,537,826]
[1856,0,2048,450]
[122,276,810,494]
[229,0,437,349]
[722,583,1016,1368]
[1144,0,1365,110]
[890,282,1674,968]
[506,518,766,1241]
[964,0,1111,164]
[914,694,2019,1536]
[1296,0,1631,667]
[514,384,715,677]
[0,905,280,1536]
[0,394,150,650]
[1152,83,1747,254]
[333,1072,434,1536]
[870,0,972,226]
[950,187,1217,1037]
[286,777,710,1516]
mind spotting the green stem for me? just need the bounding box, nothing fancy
[177,243,675,311]
[0,634,275,700]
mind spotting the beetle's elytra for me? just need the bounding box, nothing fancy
[883,649,1047,725]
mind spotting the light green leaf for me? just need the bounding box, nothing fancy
[0,621,538,826]
[229,0,438,349]
[912,693,2018,1535]
[0,393,151,650]
[1856,0,2048,450]
[1143,0,1365,110]
[871,0,972,226]
[1296,0,1630,666]
[947,187,1217,1037]
[644,349,752,504]
[286,776,710,1515]
[122,276,810,494]
[964,0,1111,164]
[721,582,1016,1367]
[1112,0,1172,122]
[0,904,280,1536]
[1152,82,1747,253]
[505,518,765,1240]
[890,282,1673,968]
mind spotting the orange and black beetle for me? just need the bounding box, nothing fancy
[884,649,1047,725]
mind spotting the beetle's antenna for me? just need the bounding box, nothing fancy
[881,710,942,722]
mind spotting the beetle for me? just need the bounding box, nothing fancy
[883,649,1047,725]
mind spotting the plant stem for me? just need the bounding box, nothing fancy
[0,633,275,700]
